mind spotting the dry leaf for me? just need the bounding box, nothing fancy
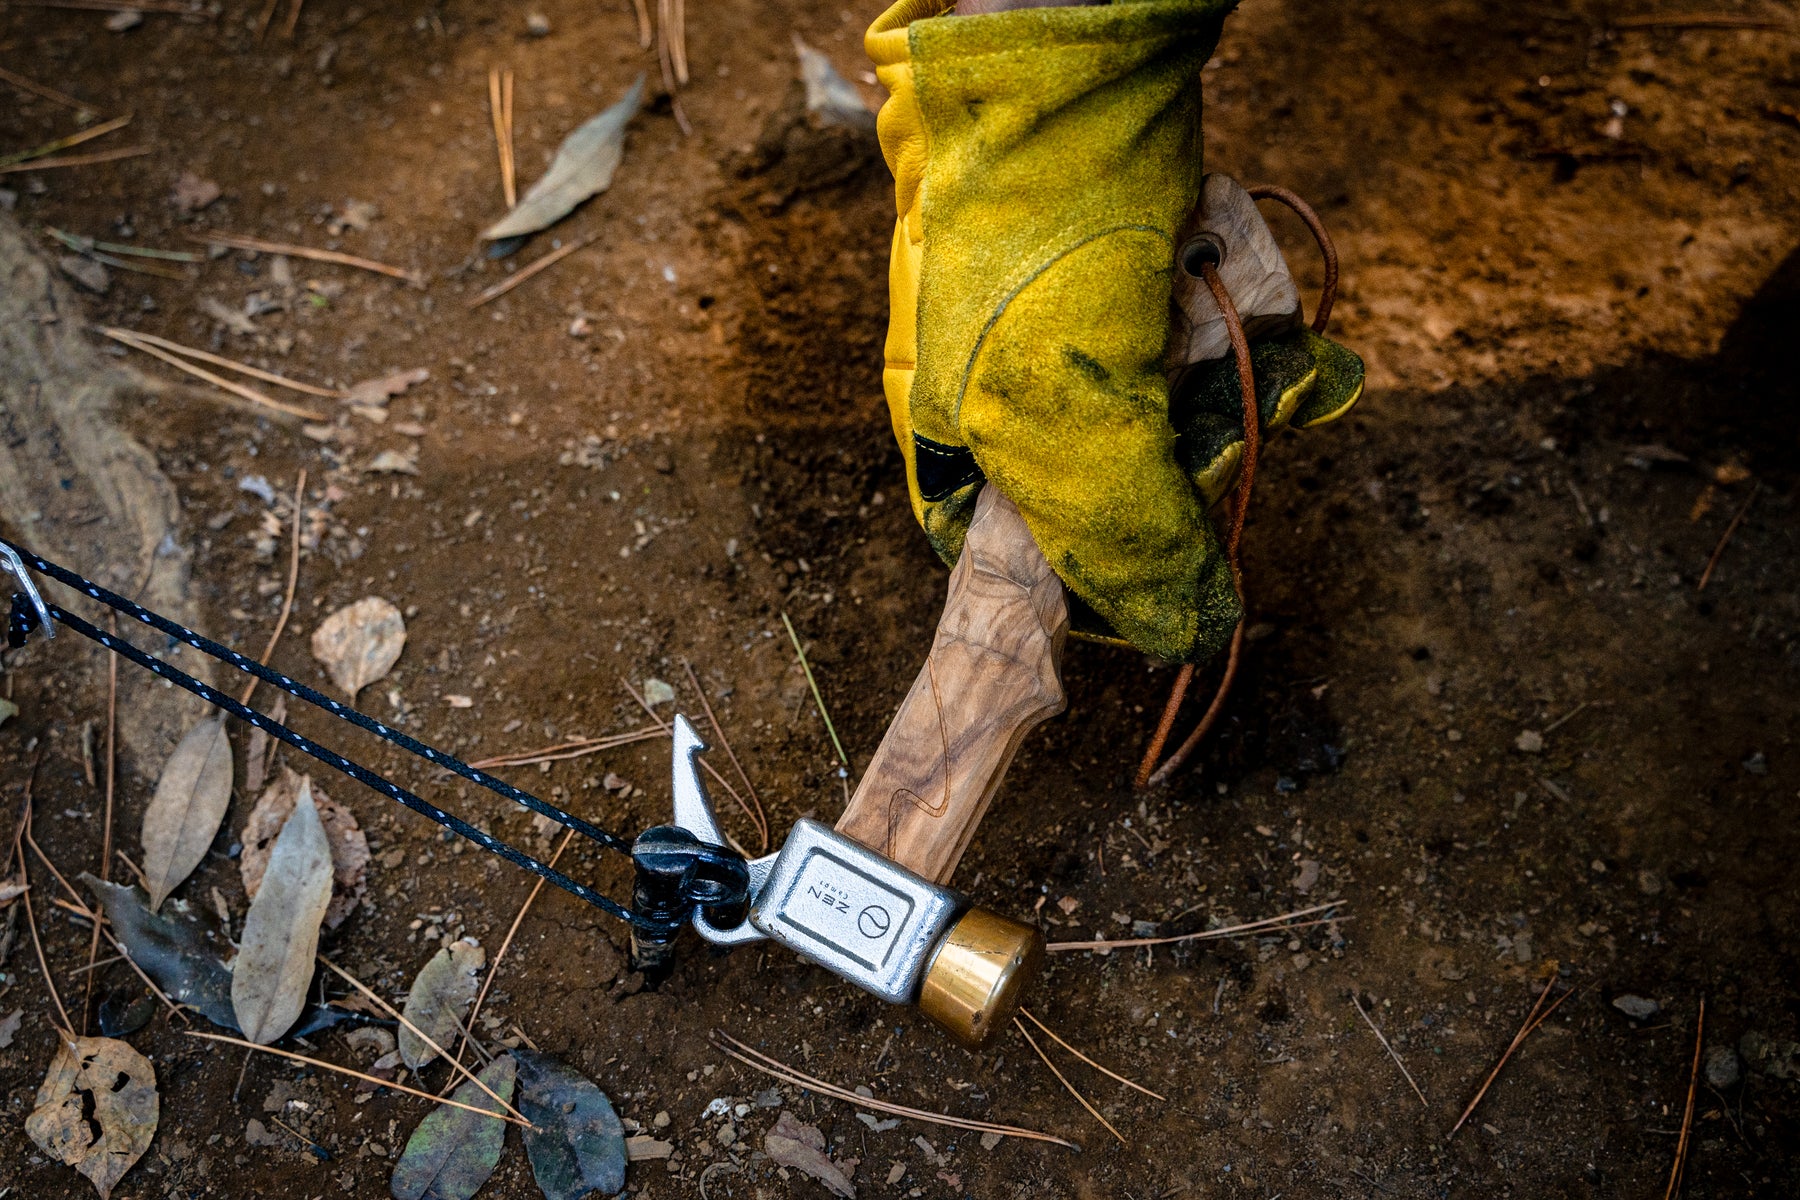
[200,296,256,335]
[170,171,220,212]
[399,937,484,1069]
[481,75,643,241]
[391,1054,516,1200]
[241,768,370,928]
[365,447,420,476]
[140,714,233,912]
[26,1035,159,1200]
[765,1110,856,1198]
[310,597,405,701]
[0,1008,21,1048]
[515,1049,626,1200]
[231,781,334,1043]
[344,367,428,408]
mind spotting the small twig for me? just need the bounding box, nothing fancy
[66,954,124,977]
[1697,482,1758,591]
[1450,975,1577,1137]
[457,828,574,1068]
[185,1032,531,1124]
[1018,1008,1165,1100]
[1015,1016,1123,1144]
[99,327,340,398]
[781,611,848,768]
[683,660,767,853]
[100,328,327,421]
[314,957,528,1124]
[189,231,425,287]
[1048,903,1343,952]
[269,1115,328,1157]
[240,471,305,708]
[0,114,128,169]
[0,65,95,114]
[621,678,756,853]
[281,0,304,39]
[712,1030,1078,1149]
[466,234,598,310]
[1541,700,1592,736]
[630,0,652,46]
[1665,999,1705,1200]
[670,0,689,84]
[254,0,280,40]
[466,725,666,770]
[0,144,151,175]
[1351,994,1429,1109]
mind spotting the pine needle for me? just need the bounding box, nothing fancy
[1351,994,1429,1108]
[0,114,128,169]
[466,725,666,770]
[239,470,306,708]
[98,327,327,421]
[1047,902,1343,952]
[0,144,151,176]
[99,327,340,397]
[1450,974,1578,1138]
[465,233,597,310]
[0,65,95,114]
[189,231,425,286]
[1664,999,1705,1200]
[711,1029,1078,1149]
[1015,1017,1125,1144]
[780,611,848,769]
[1018,1008,1165,1100]
[185,1032,531,1124]
[458,828,575,1067]
[314,957,528,1125]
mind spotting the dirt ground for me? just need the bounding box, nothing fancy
[2,0,1798,1196]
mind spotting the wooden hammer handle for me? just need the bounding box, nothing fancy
[836,484,1068,884]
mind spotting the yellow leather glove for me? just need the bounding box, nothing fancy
[867,0,1362,663]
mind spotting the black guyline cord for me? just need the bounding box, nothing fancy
[2,538,750,932]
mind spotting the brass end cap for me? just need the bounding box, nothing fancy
[917,908,1043,1048]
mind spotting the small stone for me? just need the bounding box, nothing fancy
[525,12,551,35]
[642,678,676,707]
[1514,730,1544,754]
[58,254,110,294]
[1611,994,1659,1021]
[245,1119,281,1147]
[886,1163,906,1185]
[104,9,142,31]
[1637,869,1664,896]
[1704,1046,1741,1089]
[979,1132,1002,1151]
[1292,859,1322,893]
[652,1110,671,1129]
[715,1125,737,1147]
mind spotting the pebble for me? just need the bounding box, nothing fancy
[1514,730,1544,753]
[58,254,110,295]
[652,1110,671,1129]
[1704,1046,1741,1089]
[526,12,551,35]
[1611,994,1659,1021]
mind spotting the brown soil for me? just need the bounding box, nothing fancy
[2,1,1798,1197]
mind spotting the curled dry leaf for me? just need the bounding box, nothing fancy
[343,367,428,409]
[515,1049,627,1200]
[140,714,233,911]
[481,75,644,242]
[765,1110,857,1198]
[231,781,334,1044]
[398,937,485,1069]
[241,768,369,928]
[391,1054,516,1200]
[310,596,405,701]
[26,1035,159,1200]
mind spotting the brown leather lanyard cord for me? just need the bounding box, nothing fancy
[1133,186,1341,788]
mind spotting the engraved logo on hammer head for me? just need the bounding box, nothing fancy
[857,904,892,939]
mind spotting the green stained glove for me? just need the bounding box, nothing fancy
[867,0,1362,663]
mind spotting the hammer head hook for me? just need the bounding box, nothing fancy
[0,544,53,643]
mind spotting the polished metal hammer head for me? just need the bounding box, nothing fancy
[655,715,1040,1046]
